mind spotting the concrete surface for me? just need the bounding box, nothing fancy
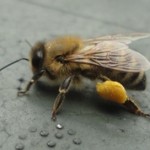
[0,0,150,150]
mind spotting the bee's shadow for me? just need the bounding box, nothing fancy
[35,81,126,117]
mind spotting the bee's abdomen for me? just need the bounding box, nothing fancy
[111,71,146,90]
[123,72,146,90]
[80,67,146,90]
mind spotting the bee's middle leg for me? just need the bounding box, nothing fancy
[51,75,74,121]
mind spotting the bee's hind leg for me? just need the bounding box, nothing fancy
[123,98,150,117]
[99,74,111,81]
[51,75,74,121]
[17,69,45,96]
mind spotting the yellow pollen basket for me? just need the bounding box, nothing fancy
[96,81,128,104]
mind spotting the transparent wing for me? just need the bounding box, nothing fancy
[66,39,150,72]
[84,33,150,45]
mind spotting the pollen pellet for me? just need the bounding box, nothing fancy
[96,81,128,104]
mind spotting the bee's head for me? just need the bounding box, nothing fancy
[30,42,45,73]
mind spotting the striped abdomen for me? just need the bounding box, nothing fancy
[103,69,146,90]
[79,66,146,90]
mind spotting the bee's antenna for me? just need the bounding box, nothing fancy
[25,40,32,48]
[0,58,29,72]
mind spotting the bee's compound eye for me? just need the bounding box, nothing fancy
[32,50,44,69]
[37,50,43,58]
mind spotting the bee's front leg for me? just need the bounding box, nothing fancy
[17,69,45,96]
[51,75,74,121]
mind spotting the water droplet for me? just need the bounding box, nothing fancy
[55,132,63,139]
[61,143,70,150]
[15,143,25,150]
[47,141,56,148]
[18,134,27,140]
[73,138,82,145]
[67,129,76,135]
[40,130,49,137]
[28,126,37,133]
[56,124,64,129]
[30,140,40,146]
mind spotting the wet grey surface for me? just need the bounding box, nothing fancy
[0,0,150,150]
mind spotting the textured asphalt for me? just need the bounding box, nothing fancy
[0,0,150,150]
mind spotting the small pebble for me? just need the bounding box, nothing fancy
[55,132,63,139]
[40,130,49,137]
[18,78,25,83]
[56,124,64,129]
[67,129,76,135]
[15,143,25,150]
[73,138,82,145]
[47,141,56,148]
[119,129,125,133]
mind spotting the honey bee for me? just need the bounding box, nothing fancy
[0,33,150,120]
